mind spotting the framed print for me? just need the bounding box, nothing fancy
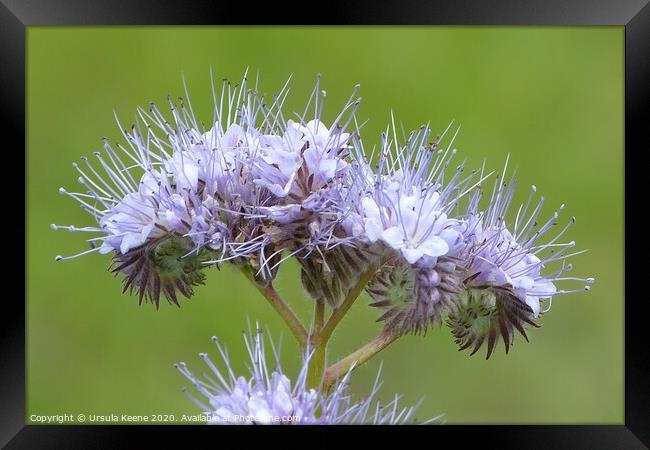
[3,0,648,447]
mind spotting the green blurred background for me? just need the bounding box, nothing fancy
[27,27,623,424]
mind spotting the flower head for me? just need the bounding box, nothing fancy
[343,120,485,333]
[449,158,595,357]
[344,121,472,267]
[52,75,272,304]
[249,78,361,271]
[175,326,434,424]
[51,72,594,365]
[53,74,364,302]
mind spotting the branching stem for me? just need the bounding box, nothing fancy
[323,330,400,392]
[241,267,308,350]
[242,263,399,393]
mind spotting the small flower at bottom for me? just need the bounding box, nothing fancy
[175,326,434,424]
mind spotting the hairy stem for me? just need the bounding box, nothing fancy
[322,330,400,392]
[241,267,308,350]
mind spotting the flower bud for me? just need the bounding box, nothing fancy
[300,245,381,307]
[111,235,210,308]
[446,288,540,359]
[367,256,462,335]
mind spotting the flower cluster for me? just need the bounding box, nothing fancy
[54,75,358,306]
[54,73,593,359]
[175,326,434,425]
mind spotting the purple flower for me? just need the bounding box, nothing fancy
[52,75,281,303]
[343,120,483,333]
[53,73,367,300]
[344,121,479,268]
[175,326,435,424]
[51,72,594,359]
[460,159,594,318]
[446,158,595,358]
[253,119,350,201]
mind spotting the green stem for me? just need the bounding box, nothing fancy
[322,330,400,392]
[314,299,325,334]
[306,267,378,390]
[241,267,308,350]
[306,299,326,388]
[306,339,327,389]
[319,268,377,345]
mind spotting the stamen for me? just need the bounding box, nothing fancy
[54,246,101,261]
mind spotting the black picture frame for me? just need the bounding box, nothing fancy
[4,0,647,447]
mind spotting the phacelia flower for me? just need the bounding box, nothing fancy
[448,159,595,357]
[52,74,364,304]
[52,72,594,363]
[345,124,467,266]
[249,79,361,267]
[344,120,486,333]
[175,326,435,425]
